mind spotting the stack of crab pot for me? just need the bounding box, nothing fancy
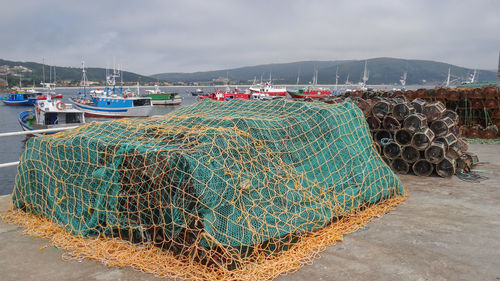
[408,86,500,138]
[365,97,477,177]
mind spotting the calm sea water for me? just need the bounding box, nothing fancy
[0,86,217,195]
[0,84,428,195]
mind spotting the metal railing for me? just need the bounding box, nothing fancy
[0,126,79,168]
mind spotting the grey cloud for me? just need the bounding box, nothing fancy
[0,0,498,74]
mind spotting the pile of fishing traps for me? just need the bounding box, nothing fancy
[10,99,404,280]
[323,93,479,177]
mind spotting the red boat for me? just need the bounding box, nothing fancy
[199,89,251,101]
[249,81,287,97]
[287,86,332,99]
[288,70,331,99]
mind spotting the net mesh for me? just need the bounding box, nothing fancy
[8,99,405,280]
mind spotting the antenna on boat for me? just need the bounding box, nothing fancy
[445,67,451,87]
[335,66,339,91]
[345,73,350,85]
[296,67,300,85]
[42,58,46,85]
[470,69,477,83]
[81,61,89,99]
[400,71,407,89]
[361,60,369,89]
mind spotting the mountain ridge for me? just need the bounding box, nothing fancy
[0,59,157,86]
[152,57,498,85]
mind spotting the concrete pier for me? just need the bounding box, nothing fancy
[1,143,499,281]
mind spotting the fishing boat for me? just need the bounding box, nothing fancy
[1,88,42,105]
[71,67,153,118]
[199,88,251,101]
[248,75,287,97]
[288,71,331,99]
[144,85,182,105]
[18,84,85,136]
[190,88,204,96]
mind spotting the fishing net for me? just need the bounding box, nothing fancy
[6,99,405,280]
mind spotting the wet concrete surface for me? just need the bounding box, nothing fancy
[1,143,499,281]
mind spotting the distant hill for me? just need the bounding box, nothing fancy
[0,59,157,86]
[152,58,498,85]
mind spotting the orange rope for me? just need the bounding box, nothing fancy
[1,195,406,281]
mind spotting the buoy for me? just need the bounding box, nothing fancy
[56,101,66,110]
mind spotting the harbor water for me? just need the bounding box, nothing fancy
[0,84,427,195]
[0,86,206,195]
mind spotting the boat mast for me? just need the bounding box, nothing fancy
[296,68,300,85]
[81,61,89,99]
[42,58,46,85]
[445,67,451,87]
[362,61,369,89]
[470,69,477,83]
[335,66,339,91]
[400,71,407,88]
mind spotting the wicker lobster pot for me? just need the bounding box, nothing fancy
[423,101,446,122]
[430,117,455,137]
[366,116,381,130]
[413,159,434,176]
[394,129,413,146]
[391,158,410,174]
[382,115,401,131]
[435,133,458,150]
[402,145,420,163]
[374,129,392,144]
[383,141,402,159]
[392,102,416,121]
[411,98,426,114]
[403,113,428,133]
[442,109,459,123]
[425,141,446,164]
[372,100,393,119]
[436,157,456,178]
[412,128,435,150]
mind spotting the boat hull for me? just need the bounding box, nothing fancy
[2,99,36,106]
[18,110,72,136]
[151,98,182,105]
[71,99,153,117]
[147,94,182,105]
[249,89,287,96]
[287,90,331,99]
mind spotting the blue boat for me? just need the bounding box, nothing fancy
[1,88,41,106]
[70,66,152,118]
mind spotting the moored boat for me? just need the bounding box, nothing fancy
[71,67,153,117]
[145,85,182,105]
[287,86,331,99]
[199,88,251,101]
[1,88,41,106]
[190,88,204,96]
[288,70,331,99]
[18,93,85,136]
[249,81,287,97]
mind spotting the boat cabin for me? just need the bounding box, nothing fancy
[92,96,152,108]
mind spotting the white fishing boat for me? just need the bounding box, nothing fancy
[18,83,85,136]
[248,74,287,97]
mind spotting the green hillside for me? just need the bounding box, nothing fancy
[152,58,498,85]
[0,59,157,87]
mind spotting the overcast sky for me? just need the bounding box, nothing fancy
[1,0,499,75]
